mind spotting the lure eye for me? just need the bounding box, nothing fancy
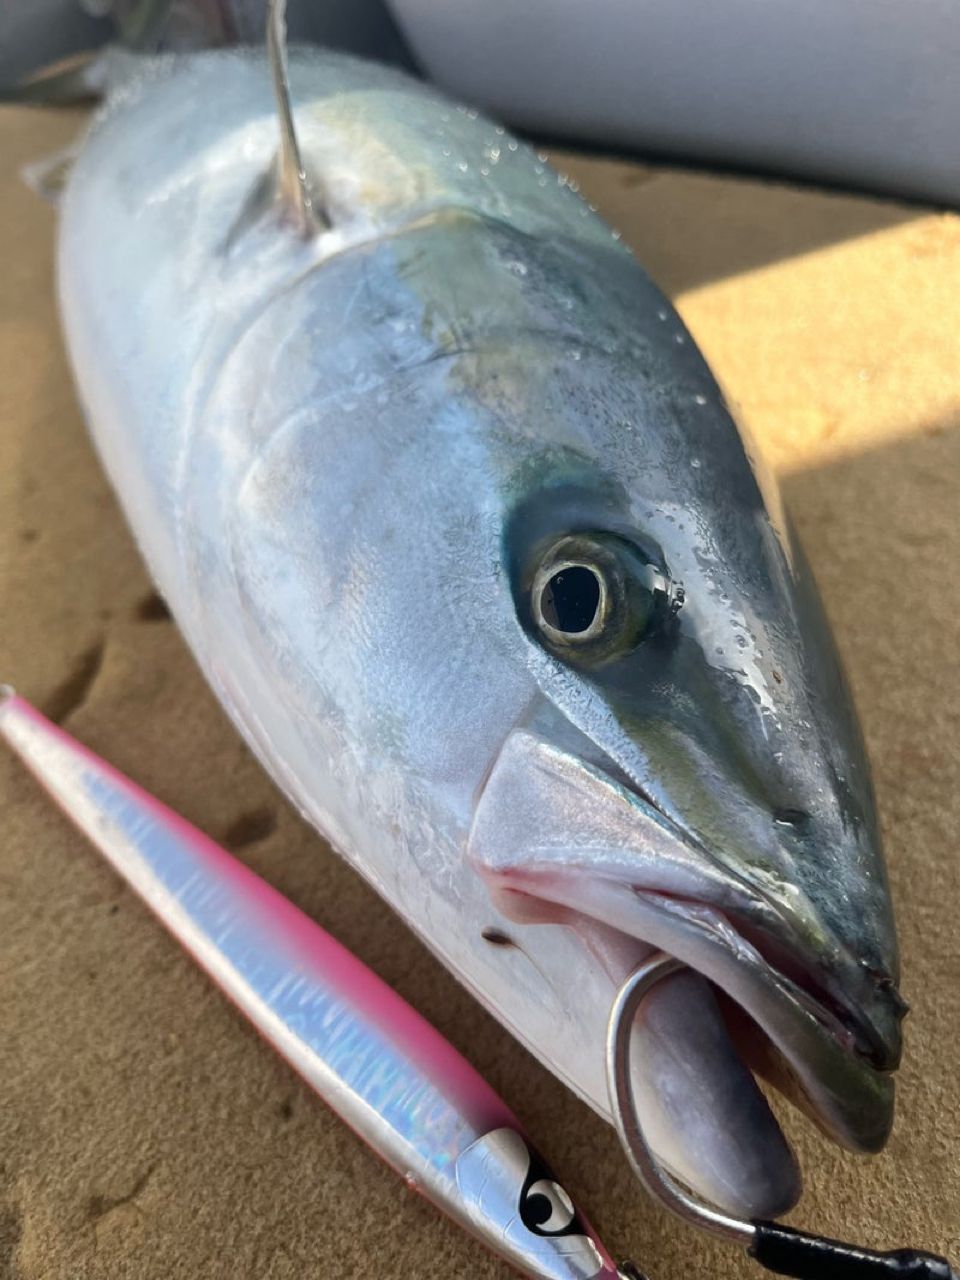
[521,1178,576,1234]
[529,533,677,663]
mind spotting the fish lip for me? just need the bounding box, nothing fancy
[596,770,906,1074]
[629,885,897,1071]
[631,881,903,1074]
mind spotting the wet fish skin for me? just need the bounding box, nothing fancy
[56,47,903,1218]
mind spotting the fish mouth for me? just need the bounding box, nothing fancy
[631,886,903,1076]
[469,727,905,1183]
[588,882,898,1148]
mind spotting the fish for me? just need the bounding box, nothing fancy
[53,0,905,1221]
[0,689,626,1280]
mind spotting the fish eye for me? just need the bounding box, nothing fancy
[536,563,605,640]
[529,533,676,662]
[521,1178,576,1234]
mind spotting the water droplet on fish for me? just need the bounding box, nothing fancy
[507,138,518,151]
[657,309,669,322]
[495,125,505,135]
[488,147,501,162]
[538,177,548,187]
[467,108,478,120]
[569,349,582,361]
[537,151,548,162]
[691,457,701,469]
[457,161,469,173]
[611,229,622,240]
[480,166,490,177]
[674,333,686,345]
[694,394,708,406]
[505,259,528,276]
[441,147,451,158]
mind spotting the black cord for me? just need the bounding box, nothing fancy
[751,1221,956,1280]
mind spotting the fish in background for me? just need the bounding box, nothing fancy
[8,0,958,208]
[48,0,906,1224]
[0,0,413,101]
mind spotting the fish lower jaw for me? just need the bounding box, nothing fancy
[491,867,896,1157]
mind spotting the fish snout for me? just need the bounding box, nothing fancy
[772,822,905,1074]
[713,822,906,1076]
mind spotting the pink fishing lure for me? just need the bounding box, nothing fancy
[0,690,623,1279]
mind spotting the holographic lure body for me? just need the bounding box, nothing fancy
[0,691,618,1280]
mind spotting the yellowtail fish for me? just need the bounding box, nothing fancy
[52,0,905,1219]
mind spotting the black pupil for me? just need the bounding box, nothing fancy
[540,566,600,634]
[524,1193,553,1228]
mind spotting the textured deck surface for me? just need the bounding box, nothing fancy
[1,105,958,1279]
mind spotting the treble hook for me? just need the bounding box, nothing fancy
[606,953,957,1280]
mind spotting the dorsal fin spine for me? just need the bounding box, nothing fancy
[266,0,329,234]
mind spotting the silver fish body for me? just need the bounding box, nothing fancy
[57,47,904,1218]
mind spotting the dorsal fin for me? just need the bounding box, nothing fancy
[266,0,329,233]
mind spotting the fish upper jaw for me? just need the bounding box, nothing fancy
[468,727,905,1155]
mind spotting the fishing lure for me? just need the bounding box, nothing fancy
[0,688,627,1279]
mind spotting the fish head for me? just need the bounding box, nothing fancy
[460,228,904,1186]
[202,210,903,1212]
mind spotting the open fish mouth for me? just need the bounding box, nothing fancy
[576,880,899,1146]
[469,727,905,1209]
[629,881,904,1075]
